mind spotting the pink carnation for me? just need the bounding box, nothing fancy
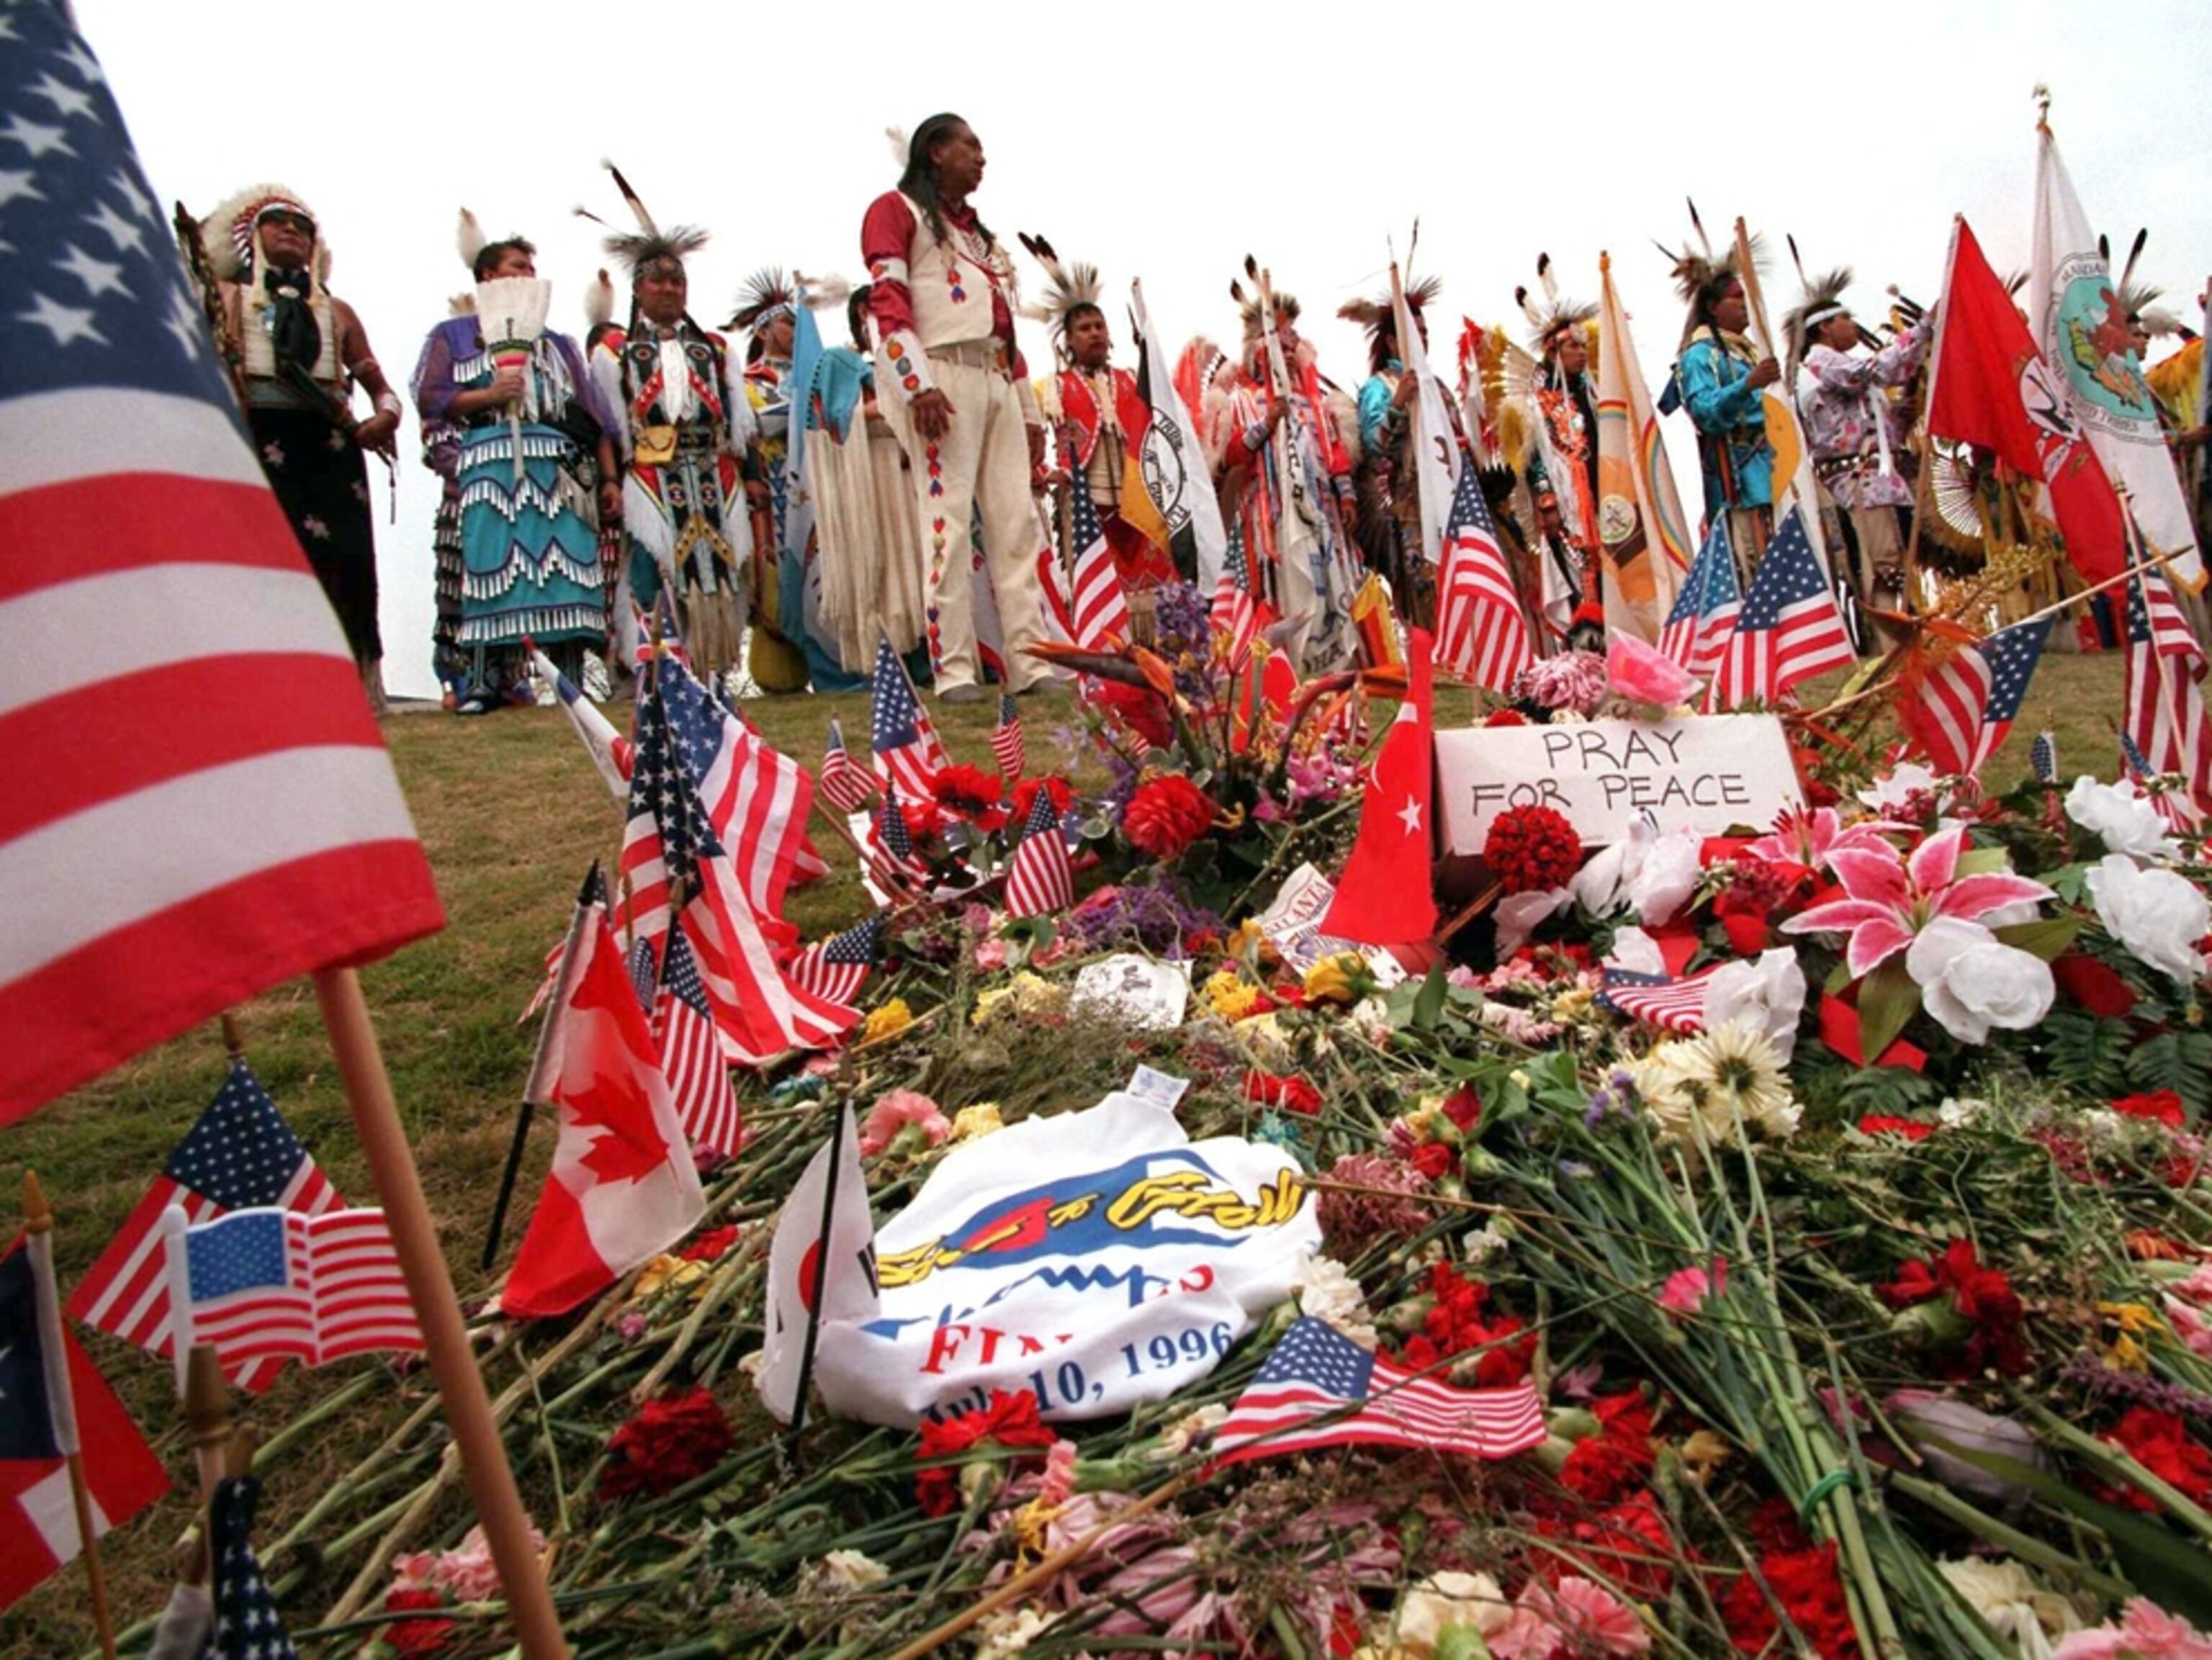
[392,1523,543,1603]
[860,1088,950,1156]
[1658,1259,1727,1318]
[1606,632,1698,710]
[2056,1599,2212,1660]
[1493,1576,1650,1659]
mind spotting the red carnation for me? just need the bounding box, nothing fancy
[1244,1069,1323,1114]
[932,762,1009,830]
[1560,1389,1658,1505]
[1394,1261,1535,1386]
[2102,1408,2212,1510]
[1721,1541,1859,1660]
[1529,1489,1678,1599]
[1123,775,1217,860]
[914,1389,1058,1516]
[2113,1090,2188,1130]
[380,1588,458,1656]
[680,1224,742,1262]
[1856,1115,1936,1142]
[1408,1140,1455,1181]
[1878,1239,2028,1377]
[1011,774,1074,828]
[1441,1083,1482,1132]
[2053,953,2138,1018]
[1483,804,1583,895]
[1483,709,1529,727]
[598,1386,735,1499]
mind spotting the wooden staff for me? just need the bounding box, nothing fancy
[312,968,570,1657]
[182,1345,230,1571]
[24,1172,117,1660]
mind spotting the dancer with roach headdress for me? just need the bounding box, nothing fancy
[1340,271,1446,622]
[1665,203,1779,585]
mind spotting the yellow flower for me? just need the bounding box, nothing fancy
[1550,985,1596,1024]
[863,998,914,1043]
[1225,919,1269,965]
[1303,952,1371,1006]
[1202,969,1264,1022]
[631,1254,709,1301]
[950,1102,1004,1142]
[2100,1302,2164,1336]
[974,973,1066,1027]
[1680,1429,1733,1486]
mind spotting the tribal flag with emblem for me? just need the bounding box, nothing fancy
[1208,1317,1545,1471]
[1596,967,1717,1034]
[1710,507,1856,709]
[2122,561,2212,819]
[531,645,633,800]
[1915,615,2054,778]
[1595,252,1692,640]
[1064,477,1131,649]
[166,1205,422,1371]
[1434,462,1529,692]
[790,914,885,1008]
[1660,517,1741,677]
[1130,277,1231,586]
[652,919,741,1160]
[0,3,444,1120]
[2032,126,2203,586]
[500,881,704,1317]
[818,718,878,813]
[0,1237,168,1614]
[1004,788,1074,919]
[870,634,948,799]
[1321,628,1437,947]
[1929,217,2127,584]
[68,1060,341,1391]
[990,691,1025,780]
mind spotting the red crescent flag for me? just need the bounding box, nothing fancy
[1319,628,1437,947]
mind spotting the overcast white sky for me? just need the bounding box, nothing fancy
[78,0,2212,698]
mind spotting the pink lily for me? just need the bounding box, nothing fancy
[1746,804,1902,874]
[1780,826,2051,979]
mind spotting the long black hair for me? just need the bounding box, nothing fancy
[899,112,993,245]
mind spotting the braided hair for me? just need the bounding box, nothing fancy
[899,112,994,246]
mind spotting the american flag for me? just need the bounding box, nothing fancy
[0,5,443,1119]
[1210,549,1259,676]
[1596,968,1714,1034]
[659,657,811,937]
[653,919,741,1158]
[990,690,1026,780]
[866,784,930,898]
[1432,462,1529,693]
[1917,615,2052,778]
[619,681,700,953]
[1662,516,1742,677]
[871,634,948,800]
[634,595,690,668]
[202,1474,297,1660]
[1710,507,1856,709]
[67,1061,339,1391]
[790,914,885,1007]
[168,1205,421,1371]
[1003,787,1074,917]
[2121,731,2200,834]
[1209,1317,1546,1471]
[818,718,878,813]
[2123,561,2212,821]
[531,644,634,801]
[1064,479,1130,648]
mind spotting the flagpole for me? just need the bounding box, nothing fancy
[310,970,569,1658]
[782,1099,853,1466]
[183,1345,230,1590]
[24,1173,118,1660]
[1902,217,1964,611]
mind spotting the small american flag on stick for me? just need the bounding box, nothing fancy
[165,1205,421,1376]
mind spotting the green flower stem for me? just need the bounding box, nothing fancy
[1887,1471,2132,1600]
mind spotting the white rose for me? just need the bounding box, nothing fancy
[2087,854,2211,983]
[2065,776,2180,860]
[1701,949,1809,1063]
[1905,917,2054,1044]
[1293,1256,1379,1348]
[1396,1570,1511,1654]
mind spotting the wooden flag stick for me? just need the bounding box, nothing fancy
[311,968,569,1658]
[24,1172,118,1660]
[181,1345,230,1586]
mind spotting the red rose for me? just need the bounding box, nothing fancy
[2103,1408,2212,1510]
[2054,953,2138,1018]
[381,1588,458,1656]
[598,1386,735,1499]
[2113,1090,2188,1129]
[932,762,1007,830]
[1408,1141,1455,1181]
[1483,805,1583,896]
[1122,775,1217,859]
[1440,1083,1483,1132]
[1244,1070,1323,1114]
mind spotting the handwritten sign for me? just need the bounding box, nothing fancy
[1435,715,1801,852]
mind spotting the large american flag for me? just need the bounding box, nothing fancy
[1003,787,1074,918]
[1209,1317,1545,1470]
[67,1060,339,1390]
[1918,615,2052,778]
[790,914,884,1007]
[1064,479,1130,649]
[660,657,811,937]
[2123,561,2212,821]
[653,919,741,1158]
[1432,463,1529,693]
[870,634,948,800]
[168,1205,421,1371]
[1710,507,1856,709]
[818,718,878,813]
[0,4,443,1120]
[1662,516,1741,679]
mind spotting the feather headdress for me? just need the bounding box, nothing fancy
[1230,255,1300,340]
[577,161,708,277]
[1015,232,1103,345]
[585,269,615,331]
[2103,228,2183,338]
[1658,199,1761,346]
[1781,265,1854,372]
[1513,254,1596,356]
[202,182,328,284]
[457,207,486,271]
[724,266,853,331]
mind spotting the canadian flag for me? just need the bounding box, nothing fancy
[498,886,705,1318]
[1320,628,1438,947]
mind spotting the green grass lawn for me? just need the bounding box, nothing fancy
[0,649,2134,1655]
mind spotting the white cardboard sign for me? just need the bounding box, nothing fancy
[1435,715,1801,852]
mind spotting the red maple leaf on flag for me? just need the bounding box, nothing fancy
[572,1072,672,1186]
